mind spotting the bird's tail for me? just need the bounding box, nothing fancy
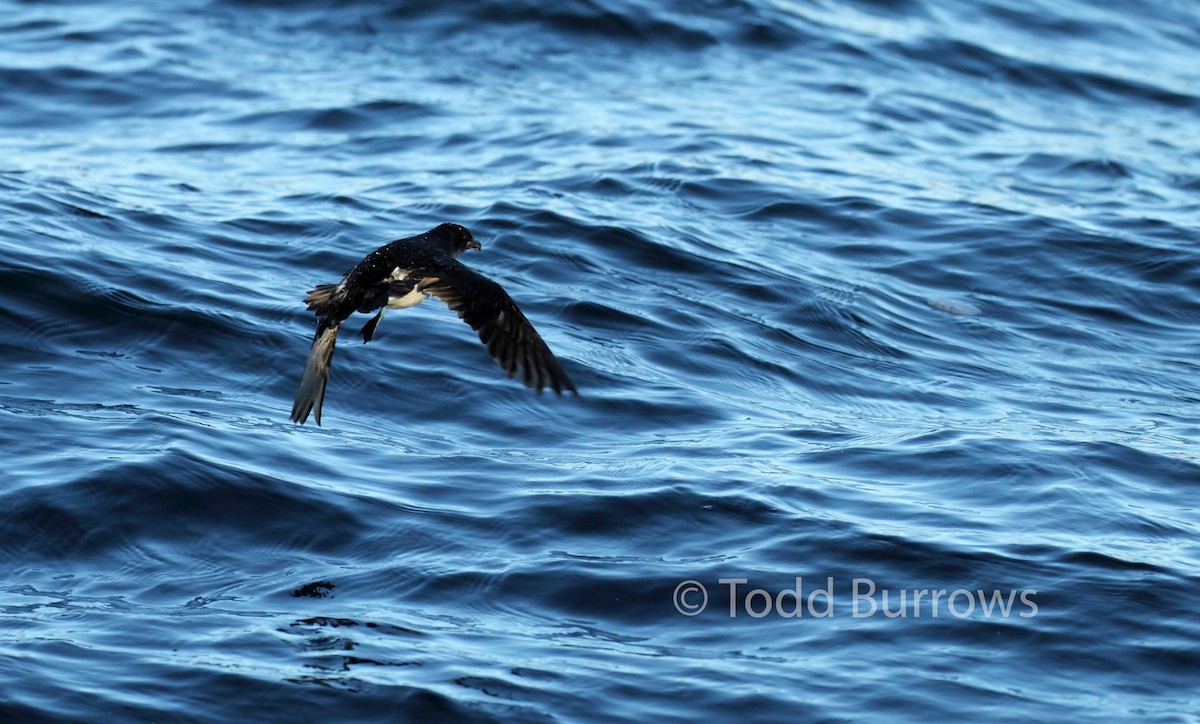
[305,283,345,317]
[291,321,340,425]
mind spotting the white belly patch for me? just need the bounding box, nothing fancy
[388,286,428,309]
[385,267,427,308]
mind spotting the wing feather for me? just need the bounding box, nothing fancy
[422,261,576,395]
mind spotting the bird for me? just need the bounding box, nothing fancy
[290,223,576,425]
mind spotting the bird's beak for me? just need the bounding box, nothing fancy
[467,239,482,251]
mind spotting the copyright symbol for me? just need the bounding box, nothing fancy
[673,580,708,616]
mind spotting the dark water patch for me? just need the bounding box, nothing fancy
[868,91,1002,140]
[1014,152,1135,192]
[216,0,817,50]
[223,100,436,133]
[578,223,712,276]
[559,299,664,335]
[155,140,274,154]
[1066,440,1200,493]
[387,0,718,49]
[338,133,433,156]
[0,449,367,562]
[0,257,288,377]
[278,192,376,212]
[0,18,66,35]
[890,36,1200,110]
[0,62,256,128]
[2,638,506,723]
[978,1,1102,40]
[0,66,139,108]
[1172,173,1200,192]
[219,214,326,239]
[555,172,638,198]
[508,484,781,546]
[147,386,224,401]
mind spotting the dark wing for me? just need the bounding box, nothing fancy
[422,260,577,395]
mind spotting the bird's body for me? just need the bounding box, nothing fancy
[291,223,575,425]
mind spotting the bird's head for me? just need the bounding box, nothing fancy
[434,222,481,257]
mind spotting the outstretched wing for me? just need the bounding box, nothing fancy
[422,260,577,395]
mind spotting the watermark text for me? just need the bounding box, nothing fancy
[673,577,1038,619]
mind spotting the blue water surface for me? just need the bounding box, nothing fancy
[1,0,1198,720]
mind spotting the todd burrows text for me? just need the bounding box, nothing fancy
[673,578,1039,619]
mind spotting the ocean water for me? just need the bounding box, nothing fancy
[1,0,1198,720]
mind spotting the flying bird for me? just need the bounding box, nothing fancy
[291,223,576,425]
